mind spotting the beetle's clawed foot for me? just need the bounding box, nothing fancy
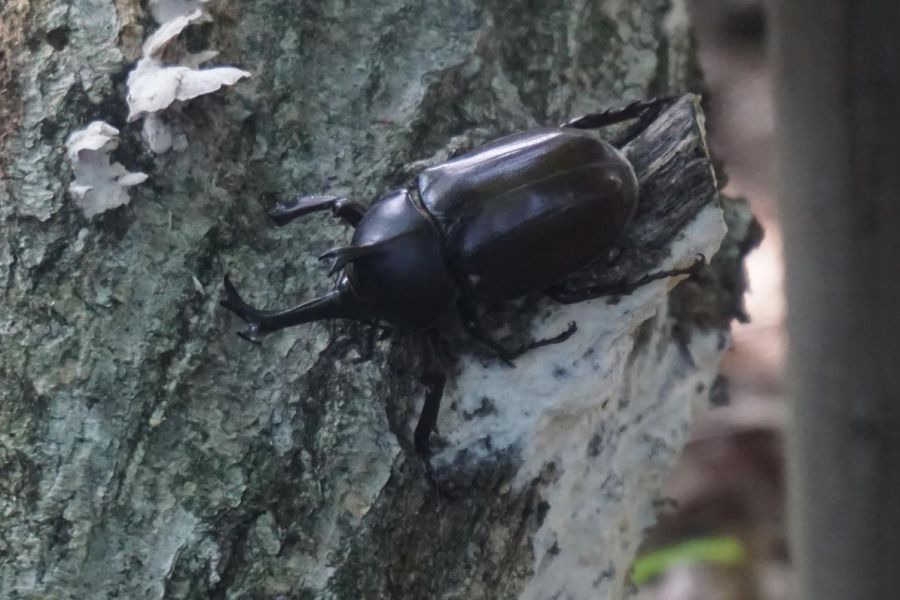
[220,276,265,344]
[689,253,707,275]
[422,457,443,496]
[670,253,707,281]
[544,320,578,345]
[418,448,460,500]
[415,428,458,499]
[638,253,707,288]
[619,254,707,293]
[317,252,340,276]
[496,354,516,368]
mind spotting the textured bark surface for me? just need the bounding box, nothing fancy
[0,2,749,599]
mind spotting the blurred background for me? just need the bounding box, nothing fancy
[635,1,789,598]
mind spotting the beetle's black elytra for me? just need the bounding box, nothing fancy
[221,97,701,477]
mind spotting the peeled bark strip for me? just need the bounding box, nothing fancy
[0,2,751,599]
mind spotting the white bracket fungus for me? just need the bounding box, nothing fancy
[66,121,149,218]
[126,9,250,153]
[147,0,211,23]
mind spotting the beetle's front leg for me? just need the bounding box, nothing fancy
[548,255,705,304]
[269,194,366,227]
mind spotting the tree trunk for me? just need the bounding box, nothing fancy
[0,2,750,599]
[772,2,900,599]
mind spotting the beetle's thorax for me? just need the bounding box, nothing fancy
[343,189,459,329]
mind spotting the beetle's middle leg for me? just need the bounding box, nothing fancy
[548,255,705,304]
[269,194,366,227]
[458,299,578,363]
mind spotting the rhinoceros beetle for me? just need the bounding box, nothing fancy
[222,97,701,471]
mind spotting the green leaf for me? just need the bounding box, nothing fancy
[631,536,747,585]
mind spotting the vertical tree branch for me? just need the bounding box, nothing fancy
[772,2,900,598]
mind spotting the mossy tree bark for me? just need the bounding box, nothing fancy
[1,1,749,599]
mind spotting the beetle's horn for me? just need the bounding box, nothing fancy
[222,276,364,342]
[319,243,384,276]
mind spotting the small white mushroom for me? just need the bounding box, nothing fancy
[126,9,251,153]
[147,0,211,24]
[66,122,148,218]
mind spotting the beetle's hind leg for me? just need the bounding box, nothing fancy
[269,194,366,227]
[548,255,705,304]
[561,97,672,130]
